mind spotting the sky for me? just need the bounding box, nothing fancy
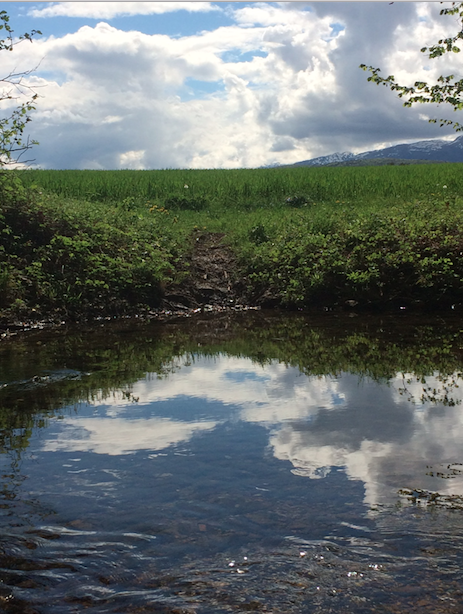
[41,354,463,511]
[1,1,462,169]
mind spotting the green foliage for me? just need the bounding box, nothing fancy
[360,3,463,130]
[237,197,463,309]
[284,194,313,207]
[4,164,463,318]
[164,195,207,212]
[0,177,179,319]
[0,10,41,166]
[0,9,41,49]
[17,164,463,207]
[248,223,270,245]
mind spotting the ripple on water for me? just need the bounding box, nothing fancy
[3,317,463,613]
[1,524,463,613]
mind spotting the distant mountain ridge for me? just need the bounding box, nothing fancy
[287,134,463,167]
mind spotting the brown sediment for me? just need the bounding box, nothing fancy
[0,233,256,335]
[161,232,248,311]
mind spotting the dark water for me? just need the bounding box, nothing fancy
[1,311,463,613]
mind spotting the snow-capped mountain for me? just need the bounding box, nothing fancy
[290,134,463,167]
[293,151,357,166]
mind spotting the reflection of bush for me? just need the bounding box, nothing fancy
[1,312,463,459]
[399,487,463,510]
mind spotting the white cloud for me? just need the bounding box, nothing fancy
[43,356,345,456]
[119,149,145,169]
[270,371,463,510]
[29,2,220,19]
[111,356,325,420]
[43,416,218,455]
[41,355,463,512]
[6,2,460,168]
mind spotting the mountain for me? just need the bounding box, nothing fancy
[287,134,463,167]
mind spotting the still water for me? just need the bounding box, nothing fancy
[1,311,463,613]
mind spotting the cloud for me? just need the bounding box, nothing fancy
[6,2,460,168]
[43,416,218,455]
[29,2,220,19]
[270,371,463,509]
[43,356,346,455]
[40,354,463,511]
[261,1,451,157]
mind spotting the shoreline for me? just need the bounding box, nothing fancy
[1,294,460,340]
[3,170,463,330]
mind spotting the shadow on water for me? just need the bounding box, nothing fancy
[1,311,463,612]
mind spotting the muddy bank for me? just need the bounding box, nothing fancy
[2,229,463,337]
[0,233,254,336]
[161,232,247,310]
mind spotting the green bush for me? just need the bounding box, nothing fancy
[0,173,177,319]
[4,166,463,320]
[240,201,463,309]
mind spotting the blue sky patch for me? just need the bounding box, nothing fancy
[180,77,225,101]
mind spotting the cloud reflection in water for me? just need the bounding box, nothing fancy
[44,355,463,508]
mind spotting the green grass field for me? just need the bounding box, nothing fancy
[18,164,461,207]
[2,164,463,321]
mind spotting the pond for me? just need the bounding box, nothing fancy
[1,310,463,613]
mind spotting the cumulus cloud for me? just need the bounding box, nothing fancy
[270,371,463,509]
[29,2,220,19]
[41,354,463,513]
[5,2,460,168]
[43,416,218,455]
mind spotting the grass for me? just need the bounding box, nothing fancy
[2,163,463,321]
[18,164,459,207]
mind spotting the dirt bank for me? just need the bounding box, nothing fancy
[0,233,256,335]
[161,232,249,311]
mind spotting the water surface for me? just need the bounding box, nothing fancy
[1,311,463,613]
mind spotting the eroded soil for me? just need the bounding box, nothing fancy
[161,232,248,311]
[1,233,256,335]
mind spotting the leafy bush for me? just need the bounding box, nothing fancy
[4,166,463,320]
[240,200,463,309]
[0,173,177,319]
[164,195,206,211]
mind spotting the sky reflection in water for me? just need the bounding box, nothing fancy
[42,354,463,511]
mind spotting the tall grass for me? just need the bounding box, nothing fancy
[18,164,462,208]
[3,163,463,319]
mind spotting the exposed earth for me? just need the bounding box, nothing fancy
[161,232,249,311]
[0,232,255,335]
